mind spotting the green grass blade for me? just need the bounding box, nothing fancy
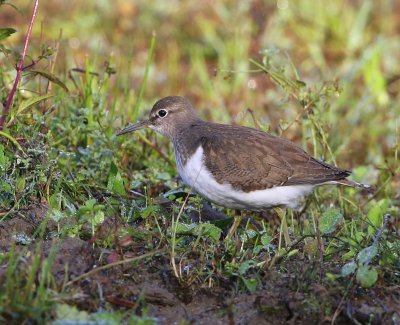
[132,32,156,121]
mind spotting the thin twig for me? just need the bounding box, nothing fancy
[331,274,356,324]
[171,180,194,278]
[363,166,400,206]
[373,214,390,246]
[268,234,308,270]
[315,216,325,282]
[137,132,174,166]
[0,0,39,130]
[46,29,63,95]
[64,248,165,287]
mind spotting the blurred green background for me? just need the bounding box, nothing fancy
[2,0,398,171]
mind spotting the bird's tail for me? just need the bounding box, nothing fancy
[335,179,374,193]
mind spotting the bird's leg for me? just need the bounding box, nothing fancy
[275,207,292,248]
[226,211,242,239]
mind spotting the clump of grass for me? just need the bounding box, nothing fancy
[0,243,56,323]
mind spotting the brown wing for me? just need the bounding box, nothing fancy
[200,123,350,192]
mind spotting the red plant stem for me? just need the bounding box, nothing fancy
[0,0,39,130]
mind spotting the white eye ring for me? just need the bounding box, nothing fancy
[158,109,168,118]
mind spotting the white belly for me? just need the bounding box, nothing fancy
[175,146,314,210]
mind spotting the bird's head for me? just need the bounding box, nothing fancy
[117,96,199,139]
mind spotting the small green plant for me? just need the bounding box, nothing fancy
[340,214,391,288]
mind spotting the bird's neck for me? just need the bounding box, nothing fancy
[171,119,206,165]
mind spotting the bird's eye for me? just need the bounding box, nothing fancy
[157,109,168,118]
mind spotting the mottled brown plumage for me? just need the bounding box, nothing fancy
[117,96,371,209]
[170,120,351,192]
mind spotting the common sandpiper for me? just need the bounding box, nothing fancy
[117,96,371,213]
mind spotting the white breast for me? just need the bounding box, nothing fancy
[175,146,314,210]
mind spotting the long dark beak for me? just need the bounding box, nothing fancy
[116,120,150,136]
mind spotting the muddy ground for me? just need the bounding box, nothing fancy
[1,204,399,324]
